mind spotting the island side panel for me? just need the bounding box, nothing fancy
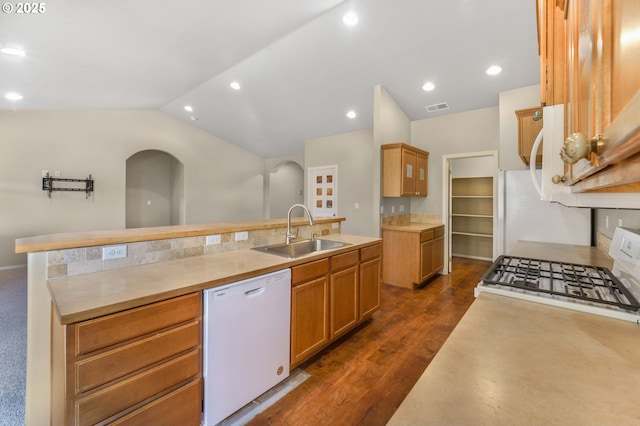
[25,251,52,426]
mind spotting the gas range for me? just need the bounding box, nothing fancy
[475,227,640,323]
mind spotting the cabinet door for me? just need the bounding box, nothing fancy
[359,257,381,319]
[291,277,329,366]
[330,266,359,339]
[538,0,567,106]
[434,235,444,272]
[401,148,417,196]
[515,107,543,165]
[564,0,640,191]
[415,153,428,196]
[420,239,435,283]
[566,0,598,140]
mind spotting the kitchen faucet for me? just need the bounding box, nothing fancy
[286,204,314,244]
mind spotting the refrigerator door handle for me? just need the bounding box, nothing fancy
[529,128,544,197]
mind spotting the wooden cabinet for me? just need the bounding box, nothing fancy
[359,244,381,319]
[329,251,359,339]
[382,225,444,289]
[290,243,382,367]
[515,107,544,166]
[52,293,203,426]
[382,143,430,197]
[544,0,640,192]
[290,259,330,367]
[451,177,493,261]
[537,0,567,106]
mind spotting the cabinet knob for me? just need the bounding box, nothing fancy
[552,175,565,184]
[559,133,607,165]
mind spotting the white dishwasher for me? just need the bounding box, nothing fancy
[203,268,291,425]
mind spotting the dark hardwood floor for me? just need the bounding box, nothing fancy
[248,257,491,426]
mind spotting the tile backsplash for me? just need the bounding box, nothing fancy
[47,222,339,279]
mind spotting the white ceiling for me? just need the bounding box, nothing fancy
[0,0,540,158]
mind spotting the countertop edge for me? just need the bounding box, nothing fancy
[381,223,443,232]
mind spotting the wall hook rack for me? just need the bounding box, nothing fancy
[42,173,94,198]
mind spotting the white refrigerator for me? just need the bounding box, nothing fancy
[497,169,591,255]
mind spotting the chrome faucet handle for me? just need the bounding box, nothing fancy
[286,227,298,244]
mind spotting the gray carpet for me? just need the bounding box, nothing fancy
[0,266,27,426]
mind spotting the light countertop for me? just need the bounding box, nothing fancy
[388,292,640,425]
[48,234,379,325]
[510,240,613,269]
[389,241,637,425]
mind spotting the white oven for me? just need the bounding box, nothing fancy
[475,226,640,323]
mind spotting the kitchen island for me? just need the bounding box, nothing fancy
[388,241,640,425]
[16,217,384,426]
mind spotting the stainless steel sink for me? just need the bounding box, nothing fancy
[252,239,351,259]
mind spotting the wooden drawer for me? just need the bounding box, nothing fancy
[434,226,444,238]
[330,250,359,271]
[292,258,329,285]
[75,293,201,355]
[76,320,200,393]
[360,244,381,262]
[76,349,200,426]
[109,379,202,426]
[420,229,435,242]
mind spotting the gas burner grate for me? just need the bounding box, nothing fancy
[480,255,640,312]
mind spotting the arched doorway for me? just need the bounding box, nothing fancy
[269,161,304,219]
[126,150,185,228]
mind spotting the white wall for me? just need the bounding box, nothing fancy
[269,162,304,219]
[499,84,541,170]
[0,110,265,267]
[374,85,412,220]
[304,129,376,237]
[410,106,501,216]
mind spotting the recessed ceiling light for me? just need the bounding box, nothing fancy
[230,81,241,90]
[5,92,23,101]
[0,47,25,57]
[486,65,502,76]
[184,105,193,112]
[346,110,357,119]
[189,116,198,121]
[422,82,435,92]
[343,11,358,26]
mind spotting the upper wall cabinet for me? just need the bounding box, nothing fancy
[544,0,640,192]
[382,143,429,197]
[537,0,567,106]
[515,106,544,166]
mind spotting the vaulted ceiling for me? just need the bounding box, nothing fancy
[1,0,540,157]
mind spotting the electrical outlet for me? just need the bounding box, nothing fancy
[618,218,623,227]
[42,170,49,177]
[206,234,221,245]
[235,231,248,241]
[332,222,339,229]
[391,206,395,213]
[102,245,127,260]
[605,215,609,230]
[399,205,405,212]
[355,202,359,209]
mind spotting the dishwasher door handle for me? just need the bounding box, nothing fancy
[245,286,266,297]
